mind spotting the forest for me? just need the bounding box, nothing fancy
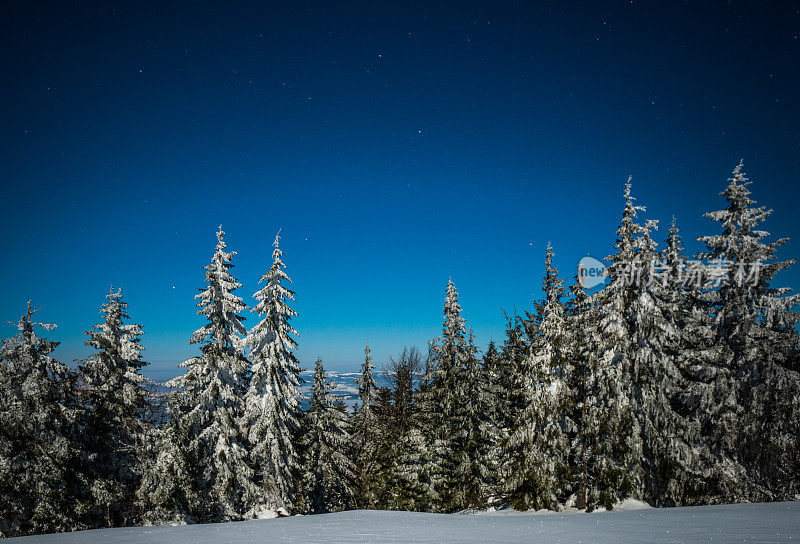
[1,162,798,537]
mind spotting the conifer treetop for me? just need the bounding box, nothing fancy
[190,226,248,352]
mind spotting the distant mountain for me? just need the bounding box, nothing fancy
[148,369,385,412]
[298,369,364,410]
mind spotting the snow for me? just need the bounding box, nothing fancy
[479,498,653,516]
[11,501,799,543]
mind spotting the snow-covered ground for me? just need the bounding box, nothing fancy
[10,501,799,543]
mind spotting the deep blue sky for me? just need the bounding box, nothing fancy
[1,1,798,379]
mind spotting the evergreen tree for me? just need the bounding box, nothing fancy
[586,177,644,509]
[393,425,430,511]
[481,340,504,500]
[425,280,471,511]
[448,329,494,510]
[496,311,529,491]
[137,410,198,524]
[244,232,302,514]
[695,162,800,501]
[369,385,399,509]
[427,279,468,510]
[415,339,445,511]
[78,288,149,527]
[506,243,569,511]
[298,358,355,514]
[351,343,381,508]
[426,280,492,511]
[159,227,256,522]
[562,273,601,510]
[623,219,704,506]
[0,303,86,537]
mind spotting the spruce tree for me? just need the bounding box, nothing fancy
[506,243,569,511]
[449,329,494,510]
[415,339,445,511]
[351,343,381,508]
[393,425,430,511]
[78,288,149,527]
[496,311,529,490]
[298,358,355,514]
[0,303,86,537]
[424,281,470,511]
[562,273,601,510]
[587,177,644,509]
[623,219,704,506]
[137,411,198,524]
[696,162,800,501]
[162,227,256,522]
[481,340,504,501]
[244,232,302,514]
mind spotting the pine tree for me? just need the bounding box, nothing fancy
[0,303,86,537]
[506,243,569,511]
[695,162,800,501]
[448,329,494,510]
[78,288,149,527]
[563,273,601,510]
[351,343,381,508]
[369,385,399,509]
[415,339,445,511]
[137,410,198,524]
[496,311,529,491]
[298,358,355,514]
[161,227,256,522]
[426,280,493,511]
[424,280,471,511]
[586,177,644,509]
[481,340,504,501]
[426,279,468,510]
[244,232,302,515]
[623,218,706,506]
[393,425,430,511]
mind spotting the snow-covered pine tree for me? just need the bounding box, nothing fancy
[351,343,381,508]
[622,217,706,506]
[393,425,430,511]
[78,288,149,527]
[481,340,501,426]
[165,227,257,522]
[447,328,494,511]
[506,243,569,511]
[244,232,302,515]
[414,339,445,511]
[298,358,355,514]
[585,177,644,509]
[496,311,529,491]
[0,303,86,537]
[369,385,399,509]
[480,339,504,501]
[137,408,198,524]
[367,347,428,511]
[696,162,800,501]
[562,272,602,510]
[641,217,715,506]
[424,280,471,511]
[425,279,491,511]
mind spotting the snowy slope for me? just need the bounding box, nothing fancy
[10,501,799,543]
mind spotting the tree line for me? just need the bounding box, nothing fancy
[0,162,798,537]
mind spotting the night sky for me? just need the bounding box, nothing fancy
[2,2,799,378]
